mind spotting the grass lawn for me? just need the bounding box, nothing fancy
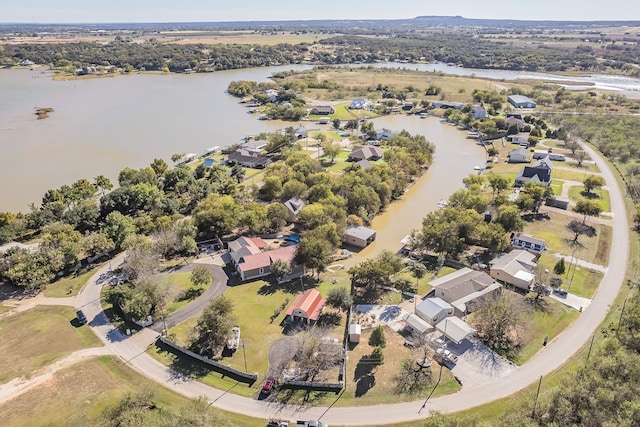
[163,271,209,315]
[0,356,263,427]
[513,297,580,365]
[537,252,603,299]
[568,186,611,212]
[522,212,611,265]
[552,168,596,182]
[550,179,564,196]
[275,326,460,408]
[44,263,105,297]
[0,304,12,315]
[0,305,103,383]
[153,277,347,395]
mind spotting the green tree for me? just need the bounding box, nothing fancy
[496,205,524,232]
[472,294,524,355]
[101,211,136,250]
[270,259,292,282]
[191,264,212,288]
[487,174,511,197]
[266,203,289,232]
[370,346,385,365]
[369,325,387,348]
[573,199,602,223]
[323,141,341,164]
[150,158,169,178]
[326,287,352,311]
[583,175,605,194]
[192,296,236,357]
[554,257,566,275]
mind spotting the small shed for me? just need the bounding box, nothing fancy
[343,226,376,248]
[349,324,362,343]
[435,317,476,345]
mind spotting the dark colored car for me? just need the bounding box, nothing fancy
[76,309,88,325]
[553,288,568,297]
[262,376,276,395]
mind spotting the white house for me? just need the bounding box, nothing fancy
[511,232,547,255]
[416,297,454,326]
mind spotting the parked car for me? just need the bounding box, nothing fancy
[76,310,87,325]
[553,288,568,297]
[261,376,276,395]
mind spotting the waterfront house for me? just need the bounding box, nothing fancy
[511,232,547,255]
[311,105,335,115]
[472,105,488,119]
[508,147,529,163]
[349,98,372,110]
[226,149,272,169]
[489,249,537,291]
[515,165,551,187]
[427,268,502,316]
[343,226,376,248]
[285,289,325,325]
[229,237,304,282]
[507,132,530,145]
[348,146,383,162]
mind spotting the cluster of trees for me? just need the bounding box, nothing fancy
[101,391,231,427]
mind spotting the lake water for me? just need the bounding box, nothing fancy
[4,61,632,213]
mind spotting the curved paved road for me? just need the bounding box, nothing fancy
[75,136,629,425]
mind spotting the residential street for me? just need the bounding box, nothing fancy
[62,134,633,426]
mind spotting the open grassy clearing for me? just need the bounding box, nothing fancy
[0,305,102,384]
[44,263,105,297]
[522,212,611,265]
[536,252,603,299]
[0,356,262,427]
[551,168,598,182]
[549,179,563,196]
[163,271,210,315]
[0,304,12,315]
[513,297,580,365]
[568,185,612,212]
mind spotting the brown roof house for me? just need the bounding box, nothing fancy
[310,105,335,115]
[228,236,304,282]
[427,268,502,316]
[285,288,325,326]
[489,249,537,291]
[347,146,383,162]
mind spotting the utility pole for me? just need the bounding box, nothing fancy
[617,298,628,335]
[587,334,596,362]
[241,340,248,372]
[531,375,543,419]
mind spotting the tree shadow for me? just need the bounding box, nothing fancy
[154,340,216,381]
[257,277,318,296]
[580,190,601,200]
[317,311,342,328]
[525,294,551,313]
[353,356,377,381]
[355,374,376,397]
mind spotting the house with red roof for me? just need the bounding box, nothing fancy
[228,236,304,282]
[285,288,325,325]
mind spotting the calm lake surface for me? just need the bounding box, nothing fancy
[3,63,640,213]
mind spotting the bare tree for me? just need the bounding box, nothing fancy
[296,328,343,381]
[574,149,590,166]
[472,294,526,354]
[393,358,433,395]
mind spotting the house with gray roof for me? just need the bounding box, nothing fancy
[489,249,537,290]
[511,232,547,255]
[435,317,477,345]
[349,98,372,110]
[532,156,553,170]
[283,197,305,223]
[515,165,551,187]
[508,147,529,163]
[343,226,376,248]
[416,297,454,326]
[348,145,383,162]
[508,95,537,109]
[427,268,502,316]
[226,149,273,169]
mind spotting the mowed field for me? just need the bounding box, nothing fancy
[0,305,102,384]
[0,356,263,427]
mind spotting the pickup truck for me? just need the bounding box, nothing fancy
[296,421,328,427]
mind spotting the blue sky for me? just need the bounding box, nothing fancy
[3,0,639,23]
